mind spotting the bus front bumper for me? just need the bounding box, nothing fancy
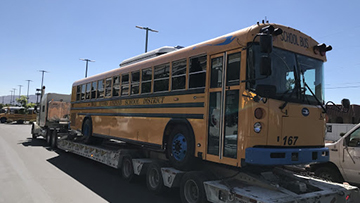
[245,147,329,165]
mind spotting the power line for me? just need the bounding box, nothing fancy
[326,85,360,90]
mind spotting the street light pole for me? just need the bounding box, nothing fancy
[136,26,158,53]
[18,85,23,99]
[25,80,32,104]
[80,59,95,78]
[12,88,16,105]
[10,90,13,105]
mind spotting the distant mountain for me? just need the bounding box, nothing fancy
[1,94,39,105]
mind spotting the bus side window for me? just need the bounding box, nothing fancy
[97,80,104,98]
[172,59,186,90]
[76,85,81,101]
[154,63,169,92]
[121,74,129,96]
[81,84,86,100]
[131,71,140,95]
[189,55,207,88]
[141,68,152,94]
[113,76,120,97]
[91,81,97,99]
[105,77,112,97]
[86,83,91,100]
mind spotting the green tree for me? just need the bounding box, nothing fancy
[16,95,28,108]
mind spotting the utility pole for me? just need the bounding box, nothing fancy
[80,59,95,78]
[25,80,32,104]
[136,26,158,53]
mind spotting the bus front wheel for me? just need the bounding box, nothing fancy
[0,118,6,123]
[167,125,195,171]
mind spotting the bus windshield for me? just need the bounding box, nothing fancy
[247,45,324,104]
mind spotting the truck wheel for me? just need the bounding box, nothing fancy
[180,171,208,203]
[31,124,37,139]
[167,125,195,171]
[46,130,52,145]
[51,130,58,149]
[121,156,135,182]
[315,167,343,183]
[1,118,6,123]
[146,162,166,194]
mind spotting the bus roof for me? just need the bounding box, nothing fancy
[73,23,324,87]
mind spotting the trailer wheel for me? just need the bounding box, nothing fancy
[46,129,52,145]
[167,125,195,171]
[50,130,58,149]
[180,171,208,203]
[31,124,37,139]
[315,167,343,183]
[121,156,135,182]
[1,117,6,123]
[146,162,166,194]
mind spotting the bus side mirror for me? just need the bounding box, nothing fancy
[260,34,273,53]
[260,56,272,76]
[340,132,346,137]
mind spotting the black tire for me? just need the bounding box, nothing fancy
[1,117,6,123]
[167,125,195,171]
[31,124,37,139]
[180,171,209,203]
[146,162,166,195]
[50,130,58,149]
[315,167,343,183]
[17,120,24,124]
[46,129,52,146]
[121,156,135,182]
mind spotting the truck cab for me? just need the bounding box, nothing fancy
[311,123,360,185]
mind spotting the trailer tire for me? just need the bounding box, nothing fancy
[50,130,58,149]
[180,171,208,203]
[315,166,343,183]
[167,125,195,171]
[1,118,6,123]
[146,162,166,195]
[82,119,95,144]
[31,124,37,139]
[121,156,135,182]
[46,129,52,145]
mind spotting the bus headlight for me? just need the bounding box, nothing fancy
[254,122,262,133]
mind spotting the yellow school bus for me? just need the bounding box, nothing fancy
[70,23,332,170]
[0,107,36,124]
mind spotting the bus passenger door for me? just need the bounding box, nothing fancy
[207,51,241,165]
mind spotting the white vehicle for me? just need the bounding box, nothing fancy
[311,123,360,186]
[326,123,356,142]
[52,137,359,203]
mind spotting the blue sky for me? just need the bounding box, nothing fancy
[0,0,359,104]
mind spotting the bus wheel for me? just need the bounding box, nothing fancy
[46,129,52,145]
[167,126,195,171]
[31,124,37,139]
[50,130,58,149]
[82,119,94,144]
[121,156,135,182]
[0,118,6,123]
[146,162,166,194]
[17,120,24,124]
[180,171,208,203]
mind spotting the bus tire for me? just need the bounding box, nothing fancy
[17,120,24,124]
[82,118,95,144]
[167,125,195,171]
[31,124,37,139]
[146,162,166,195]
[50,130,58,149]
[180,171,208,203]
[1,117,6,123]
[121,156,135,182]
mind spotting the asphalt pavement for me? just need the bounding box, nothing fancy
[0,123,180,203]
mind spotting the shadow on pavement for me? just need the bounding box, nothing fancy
[46,151,181,203]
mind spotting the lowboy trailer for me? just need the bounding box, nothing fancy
[53,136,359,203]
